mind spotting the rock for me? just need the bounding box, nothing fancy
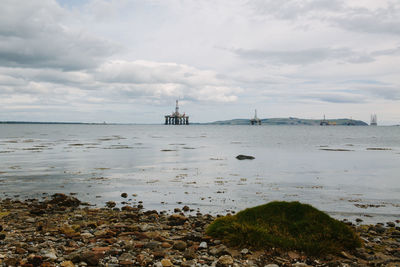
[174,208,181,213]
[199,241,208,249]
[81,251,102,266]
[182,206,190,212]
[288,251,300,259]
[106,201,116,208]
[28,255,43,266]
[209,245,230,256]
[121,193,128,198]
[161,242,172,248]
[236,154,255,160]
[168,214,188,226]
[293,263,311,267]
[60,261,75,267]
[47,193,80,207]
[173,240,187,251]
[183,247,196,259]
[145,241,161,250]
[161,258,173,267]
[119,252,134,262]
[387,222,396,227]
[26,217,36,223]
[217,255,234,266]
[43,250,57,261]
[240,248,249,254]
[0,233,5,240]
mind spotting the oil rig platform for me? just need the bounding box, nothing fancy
[370,114,377,126]
[164,100,189,125]
[250,109,261,125]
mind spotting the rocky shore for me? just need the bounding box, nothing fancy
[0,194,399,266]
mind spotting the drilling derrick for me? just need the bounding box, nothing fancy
[164,100,189,125]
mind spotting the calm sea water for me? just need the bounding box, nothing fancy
[0,124,399,223]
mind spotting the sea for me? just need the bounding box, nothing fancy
[0,124,399,224]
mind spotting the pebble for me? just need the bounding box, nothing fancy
[217,255,234,266]
[173,240,187,251]
[199,241,208,249]
[0,196,398,267]
[161,258,173,266]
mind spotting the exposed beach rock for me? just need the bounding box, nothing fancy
[0,197,398,266]
[236,154,255,160]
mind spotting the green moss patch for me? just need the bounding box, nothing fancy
[206,201,361,255]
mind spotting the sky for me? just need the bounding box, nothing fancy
[0,0,399,124]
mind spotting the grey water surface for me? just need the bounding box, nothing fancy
[0,124,399,224]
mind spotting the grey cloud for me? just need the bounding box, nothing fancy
[248,0,344,19]
[249,0,400,36]
[231,47,374,65]
[331,6,400,36]
[300,92,367,103]
[362,86,400,100]
[0,0,117,70]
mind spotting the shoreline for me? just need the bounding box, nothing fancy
[1,194,399,266]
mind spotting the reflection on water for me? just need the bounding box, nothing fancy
[0,124,399,223]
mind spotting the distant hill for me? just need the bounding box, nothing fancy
[207,117,368,126]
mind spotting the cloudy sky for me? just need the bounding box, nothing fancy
[1,0,399,124]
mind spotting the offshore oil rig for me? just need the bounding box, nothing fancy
[370,114,377,126]
[164,100,189,125]
[250,109,261,125]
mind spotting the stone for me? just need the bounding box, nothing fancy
[217,255,234,266]
[173,240,187,251]
[288,251,300,259]
[387,222,396,227]
[161,258,173,267]
[168,214,188,226]
[145,241,161,250]
[199,241,208,249]
[240,248,249,254]
[183,247,196,260]
[236,154,255,160]
[106,201,116,208]
[121,193,128,198]
[47,193,80,207]
[43,250,57,261]
[161,242,172,248]
[293,263,311,267]
[28,255,43,266]
[182,206,190,212]
[209,245,230,256]
[60,261,75,267]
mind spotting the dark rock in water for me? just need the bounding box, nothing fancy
[121,193,128,198]
[182,205,190,212]
[47,193,81,207]
[387,221,395,227]
[0,233,5,240]
[106,201,116,208]
[236,154,255,160]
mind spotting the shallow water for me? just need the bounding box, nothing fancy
[0,124,399,224]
